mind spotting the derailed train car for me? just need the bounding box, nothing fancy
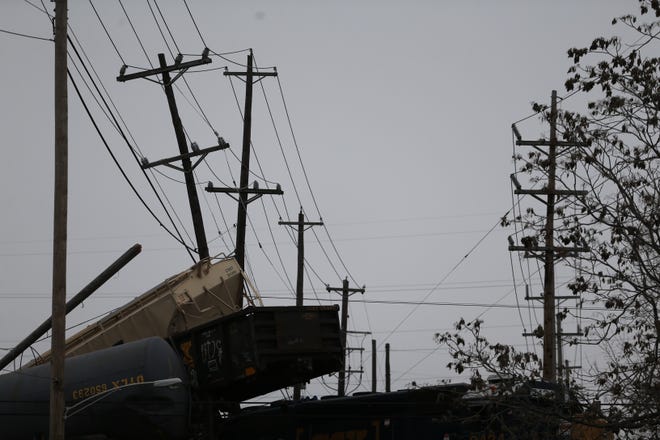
[0,306,342,439]
[0,337,189,440]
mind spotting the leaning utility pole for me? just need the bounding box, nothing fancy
[117,50,226,261]
[327,278,365,396]
[279,209,323,400]
[219,51,278,272]
[510,90,587,382]
[50,0,67,438]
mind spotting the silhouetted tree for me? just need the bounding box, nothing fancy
[438,2,660,438]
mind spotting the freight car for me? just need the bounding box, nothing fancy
[0,337,189,440]
[0,305,342,439]
[215,382,612,440]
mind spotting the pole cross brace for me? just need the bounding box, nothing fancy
[206,182,283,204]
[117,49,211,83]
[141,144,228,172]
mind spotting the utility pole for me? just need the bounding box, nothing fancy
[326,278,365,396]
[385,343,391,392]
[510,90,588,382]
[279,209,323,307]
[371,339,377,392]
[50,0,67,438]
[279,209,323,400]
[117,50,225,261]
[215,51,278,273]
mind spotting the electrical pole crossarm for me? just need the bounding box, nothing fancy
[206,183,283,204]
[117,50,211,82]
[326,278,365,396]
[516,140,588,147]
[141,143,229,171]
[117,52,213,261]
[279,209,324,401]
[514,189,588,197]
[508,245,589,253]
[206,183,283,196]
[279,220,324,227]
[224,70,277,78]
[326,286,366,294]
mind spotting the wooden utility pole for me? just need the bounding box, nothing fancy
[117,50,225,261]
[510,90,588,382]
[326,279,365,396]
[371,339,377,392]
[220,51,278,273]
[385,343,391,392]
[50,0,67,438]
[279,209,323,400]
[279,209,323,307]
[543,90,559,381]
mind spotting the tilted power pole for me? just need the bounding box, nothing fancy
[510,90,588,381]
[279,209,323,400]
[327,279,365,396]
[117,50,227,261]
[211,52,279,273]
[206,51,283,306]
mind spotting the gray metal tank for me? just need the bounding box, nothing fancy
[0,337,189,440]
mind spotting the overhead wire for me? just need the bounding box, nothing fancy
[113,1,228,254]
[253,55,303,209]
[146,0,175,59]
[66,65,195,262]
[0,27,53,42]
[376,211,510,350]
[183,0,207,48]
[275,74,368,337]
[509,128,535,353]
[88,0,125,64]
[152,0,182,55]
[22,0,48,15]
[118,0,154,69]
[223,59,299,293]
[68,23,196,260]
[262,202,296,295]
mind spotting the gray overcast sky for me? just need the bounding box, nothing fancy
[0,0,634,396]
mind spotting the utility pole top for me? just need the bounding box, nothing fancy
[509,90,589,383]
[117,51,217,261]
[326,278,366,396]
[204,53,281,289]
[278,208,323,401]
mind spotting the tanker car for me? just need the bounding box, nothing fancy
[0,337,189,440]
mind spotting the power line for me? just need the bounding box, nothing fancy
[66,39,196,261]
[0,27,53,42]
[88,0,125,64]
[118,0,153,68]
[377,213,508,350]
[183,0,207,48]
[259,295,607,311]
[152,0,182,54]
[146,0,175,59]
